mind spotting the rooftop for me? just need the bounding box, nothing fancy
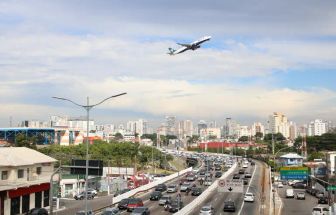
[0,147,57,166]
[280,153,303,159]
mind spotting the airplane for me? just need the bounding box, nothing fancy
[167,36,211,55]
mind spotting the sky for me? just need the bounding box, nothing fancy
[0,0,336,127]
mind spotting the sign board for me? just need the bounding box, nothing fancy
[218,179,243,193]
[280,167,308,180]
[70,159,103,176]
[327,186,336,191]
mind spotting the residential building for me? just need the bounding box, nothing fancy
[68,117,95,132]
[165,116,176,135]
[268,112,290,138]
[308,119,327,136]
[326,151,336,178]
[237,125,251,138]
[126,119,148,137]
[197,120,207,135]
[278,153,303,167]
[200,128,221,140]
[251,122,265,137]
[289,121,298,140]
[177,120,193,139]
[0,147,56,215]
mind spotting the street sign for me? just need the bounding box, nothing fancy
[327,186,336,191]
[218,179,243,193]
[280,167,308,180]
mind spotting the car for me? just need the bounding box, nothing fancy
[215,166,222,171]
[318,197,328,204]
[187,174,196,181]
[155,184,167,192]
[223,201,236,212]
[204,178,212,186]
[199,205,214,215]
[75,211,93,215]
[131,207,150,215]
[296,192,305,200]
[167,184,178,193]
[159,195,172,205]
[74,191,95,200]
[118,198,132,210]
[191,187,203,196]
[87,188,98,196]
[164,200,184,213]
[26,208,49,215]
[180,182,192,192]
[239,169,245,174]
[277,182,284,188]
[243,179,248,185]
[251,161,255,166]
[205,172,212,177]
[127,198,144,212]
[286,189,295,198]
[114,188,131,197]
[288,180,302,186]
[293,182,306,189]
[242,164,248,168]
[244,192,255,202]
[316,191,325,198]
[102,208,121,215]
[244,173,252,178]
[149,191,162,201]
[233,174,240,179]
[215,171,222,178]
[312,205,330,215]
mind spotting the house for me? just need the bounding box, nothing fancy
[0,147,57,215]
[278,153,304,167]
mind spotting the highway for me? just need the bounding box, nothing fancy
[188,160,270,215]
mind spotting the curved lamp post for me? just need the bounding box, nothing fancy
[52,93,126,214]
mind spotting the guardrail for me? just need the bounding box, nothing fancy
[93,167,192,214]
[174,162,238,215]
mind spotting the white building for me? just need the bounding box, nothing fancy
[289,121,298,140]
[68,117,95,133]
[237,125,251,138]
[268,112,290,138]
[251,122,265,137]
[177,120,193,139]
[165,116,176,135]
[200,128,221,139]
[326,151,336,177]
[126,119,148,137]
[308,119,327,136]
[0,147,56,215]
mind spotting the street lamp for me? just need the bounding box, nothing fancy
[52,93,126,214]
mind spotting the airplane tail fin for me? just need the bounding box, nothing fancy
[167,47,176,55]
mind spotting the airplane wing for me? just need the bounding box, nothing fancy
[192,36,211,46]
[177,43,192,48]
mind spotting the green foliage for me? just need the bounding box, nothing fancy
[38,141,169,169]
[264,132,286,141]
[15,133,37,149]
[114,133,123,140]
[308,151,324,161]
[255,132,263,140]
[238,136,249,142]
[294,133,336,153]
[141,133,157,145]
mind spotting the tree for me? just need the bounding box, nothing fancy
[238,136,249,142]
[15,133,37,149]
[255,132,263,140]
[114,133,123,141]
[308,151,324,161]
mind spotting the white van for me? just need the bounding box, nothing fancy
[312,205,330,215]
[286,189,295,198]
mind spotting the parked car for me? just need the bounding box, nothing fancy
[118,198,132,210]
[296,192,305,200]
[127,198,144,212]
[102,208,121,215]
[215,171,222,178]
[286,189,295,198]
[159,195,172,205]
[155,184,167,192]
[223,201,236,212]
[149,191,162,201]
[131,207,150,215]
[318,197,328,204]
[244,192,255,202]
[164,200,184,213]
[166,184,177,193]
[199,205,214,215]
[74,191,95,200]
[191,187,203,196]
[26,208,48,215]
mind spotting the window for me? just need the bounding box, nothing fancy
[1,171,8,180]
[18,169,24,179]
[36,167,42,175]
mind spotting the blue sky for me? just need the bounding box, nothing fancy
[0,0,336,127]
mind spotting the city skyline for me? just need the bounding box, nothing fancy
[1,0,336,127]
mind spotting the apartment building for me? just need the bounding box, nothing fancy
[0,147,56,215]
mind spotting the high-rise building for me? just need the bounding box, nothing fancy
[68,116,95,132]
[308,119,326,136]
[177,120,193,139]
[200,128,221,139]
[251,122,265,137]
[165,116,176,135]
[126,119,148,136]
[225,118,238,138]
[289,121,297,140]
[208,121,217,128]
[197,120,207,135]
[268,112,290,138]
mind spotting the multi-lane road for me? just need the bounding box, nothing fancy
[189,160,270,215]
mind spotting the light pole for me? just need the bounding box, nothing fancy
[52,93,126,214]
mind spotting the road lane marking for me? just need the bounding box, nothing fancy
[237,163,257,215]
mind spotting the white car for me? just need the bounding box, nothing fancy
[199,205,214,215]
[277,182,284,188]
[312,205,330,215]
[244,192,255,202]
[242,164,248,168]
[204,179,212,186]
[286,189,295,198]
[167,184,178,193]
